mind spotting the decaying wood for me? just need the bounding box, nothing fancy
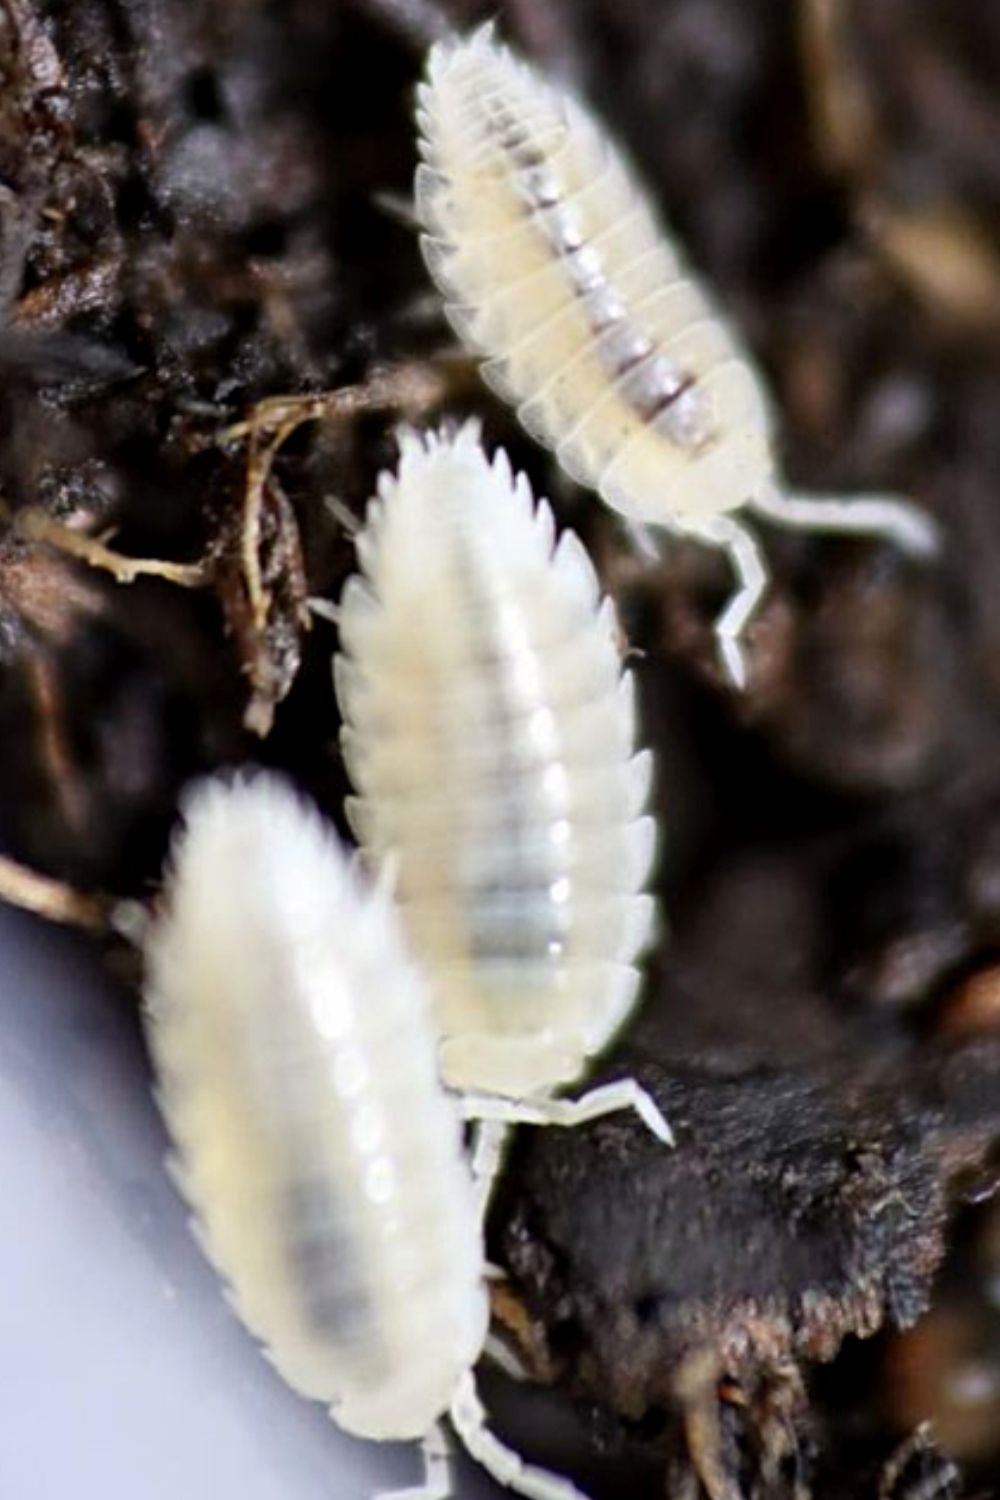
[1,1,1000,1495]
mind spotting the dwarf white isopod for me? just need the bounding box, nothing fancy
[413,27,938,687]
[143,772,594,1500]
[335,424,669,1156]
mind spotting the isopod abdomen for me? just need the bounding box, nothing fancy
[335,423,658,1102]
[414,28,938,687]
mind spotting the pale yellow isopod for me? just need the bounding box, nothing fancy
[143,772,595,1500]
[335,423,670,1163]
[414,27,938,686]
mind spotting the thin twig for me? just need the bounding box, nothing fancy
[17,510,212,588]
[222,362,450,633]
[217,361,449,445]
[0,852,109,931]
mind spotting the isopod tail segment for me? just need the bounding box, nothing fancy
[724,484,938,690]
[380,1381,596,1500]
[462,1080,673,1216]
[751,484,940,560]
[652,477,940,689]
[449,1373,595,1500]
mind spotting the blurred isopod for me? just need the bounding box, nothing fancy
[143,772,593,1500]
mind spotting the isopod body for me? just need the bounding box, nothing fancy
[143,773,487,1443]
[414,28,938,686]
[415,29,770,528]
[143,772,600,1500]
[335,424,658,1103]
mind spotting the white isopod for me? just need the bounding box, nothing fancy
[335,423,669,1156]
[413,27,939,687]
[143,772,592,1500]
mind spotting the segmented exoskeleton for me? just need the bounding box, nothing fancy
[144,773,594,1500]
[335,425,670,1167]
[414,27,938,686]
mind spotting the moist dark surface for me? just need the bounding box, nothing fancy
[3,2,1000,1496]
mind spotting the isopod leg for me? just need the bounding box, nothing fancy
[546,1078,673,1143]
[371,189,420,231]
[323,492,362,537]
[307,597,340,625]
[482,1332,532,1382]
[626,520,663,562]
[685,513,769,690]
[469,1118,512,1218]
[460,1078,673,1145]
[376,1422,452,1500]
[750,484,939,558]
[449,1371,594,1500]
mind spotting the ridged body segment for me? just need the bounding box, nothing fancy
[336,426,656,1097]
[143,774,487,1441]
[415,29,775,526]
